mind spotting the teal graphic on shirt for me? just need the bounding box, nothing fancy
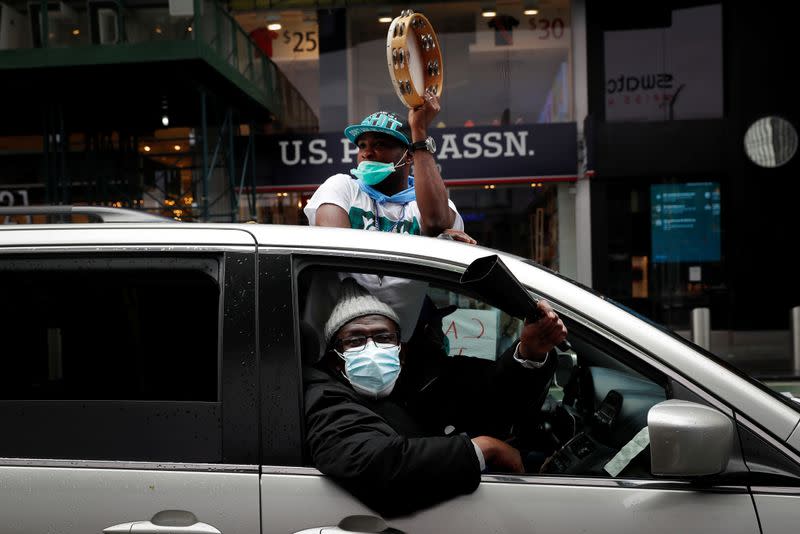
[348,206,421,235]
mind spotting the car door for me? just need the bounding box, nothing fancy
[259,251,761,534]
[0,227,260,534]
[737,415,800,534]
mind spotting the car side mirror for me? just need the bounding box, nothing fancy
[648,399,734,477]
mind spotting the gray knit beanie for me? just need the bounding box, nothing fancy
[324,277,400,345]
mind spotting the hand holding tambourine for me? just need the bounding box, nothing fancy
[386,9,444,109]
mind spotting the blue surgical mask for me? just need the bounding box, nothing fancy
[350,152,409,185]
[337,341,401,399]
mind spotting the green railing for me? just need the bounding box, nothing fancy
[5,0,316,130]
[194,0,315,129]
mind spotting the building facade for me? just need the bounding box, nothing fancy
[585,0,799,370]
[2,0,797,369]
[231,0,584,279]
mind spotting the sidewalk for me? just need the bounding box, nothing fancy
[675,329,796,376]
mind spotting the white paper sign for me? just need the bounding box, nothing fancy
[442,309,498,360]
[271,13,319,62]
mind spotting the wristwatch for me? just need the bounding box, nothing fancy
[410,136,436,154]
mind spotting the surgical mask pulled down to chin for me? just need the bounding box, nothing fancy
[350,153,408,186]
[337,341,401,399]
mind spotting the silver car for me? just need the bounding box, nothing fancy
[0,209,798,533]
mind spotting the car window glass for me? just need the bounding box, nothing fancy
[0,259,219,401]
[426,286,522,360]
[0,256,225,463]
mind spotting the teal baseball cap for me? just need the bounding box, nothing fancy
[344,111,411,146]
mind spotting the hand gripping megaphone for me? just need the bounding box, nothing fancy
[460,254,571,352]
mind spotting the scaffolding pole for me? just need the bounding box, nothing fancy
[201,89,210,221]
[228,108,237,221]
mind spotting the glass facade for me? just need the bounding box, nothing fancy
[244,181,566,271]
[603,3,723,122]
[586,0,800,374]
[236,1,574,130]
[234,1,578,266]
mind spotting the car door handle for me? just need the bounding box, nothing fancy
[292,515,405,534]
[104,510,221,534]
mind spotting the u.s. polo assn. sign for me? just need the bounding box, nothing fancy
[252,122,577,187]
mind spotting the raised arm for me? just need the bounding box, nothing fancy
[408,91,456,237]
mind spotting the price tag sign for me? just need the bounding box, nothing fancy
[271,13,319,61]
[470,6,571,52]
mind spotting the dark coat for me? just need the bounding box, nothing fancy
[303,341,556,516]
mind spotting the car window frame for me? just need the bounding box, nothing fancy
[0,247,259,468]
[282,252,757,487]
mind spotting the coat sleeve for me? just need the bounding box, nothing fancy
[425,342,556,440]
[304,368,481,515]
[492,342,557,417]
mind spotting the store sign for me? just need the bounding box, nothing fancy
[1,188,30,224]
[650,182,721,263]
[0,189,29,207]
[253,122,577,187]
[604,4,722,121]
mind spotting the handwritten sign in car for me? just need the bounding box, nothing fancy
[442,309,498,360]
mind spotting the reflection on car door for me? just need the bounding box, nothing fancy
[0,245,260,534]
[261,472,759,534]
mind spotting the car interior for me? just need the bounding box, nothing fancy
[297,262,670,479]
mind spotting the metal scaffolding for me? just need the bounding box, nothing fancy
[1,0,317,221]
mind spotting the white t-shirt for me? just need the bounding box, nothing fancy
[304,173,464,235]
[302,173,464,351]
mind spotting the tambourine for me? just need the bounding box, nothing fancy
[386,9,443,109]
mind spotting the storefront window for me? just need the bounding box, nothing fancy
[444,182,563,268]
[236,1,573,131]
[603,3,722,122]
[235,9,321,122]
[233,2,577,264]
[347,1,572,127]
[594,179,725,331]
[242,181,567,269]
[241,191,310,225]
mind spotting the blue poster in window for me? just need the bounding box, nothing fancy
[651,182,721,263]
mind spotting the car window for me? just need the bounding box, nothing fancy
[0,257,219,401]
[299,266,670,480]
[0,255,224,462]
[426,286,522,360]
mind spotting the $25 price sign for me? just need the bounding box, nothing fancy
[272,15,319,61]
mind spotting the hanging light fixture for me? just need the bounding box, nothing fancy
[378,8,392,23]
[266,13,281,31]
[523,0,539,15]
[481,3,496,18]
[160,96,169,127]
